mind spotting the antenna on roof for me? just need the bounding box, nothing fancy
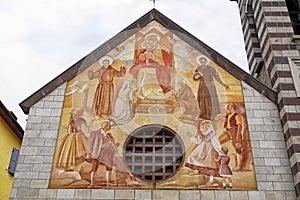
[149,0,158,8]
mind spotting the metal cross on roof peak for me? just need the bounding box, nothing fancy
[149,0,159,8]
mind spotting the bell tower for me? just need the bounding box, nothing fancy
[231,0,300,196]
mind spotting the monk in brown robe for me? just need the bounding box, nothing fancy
[88,56,126,117]
[193,55,229,120]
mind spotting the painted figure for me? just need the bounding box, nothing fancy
[215,147,233,189]
[88,55,126,118]
[219,103,243,171]
[193,55,229,120]
[109,79,134,125]
[129,33,173,99]
[50,21,258,191]
[56,109,88,171]
[86,121,119,187]
[175,76,199,118]
[185,120,222,185]
[236,106,252,171]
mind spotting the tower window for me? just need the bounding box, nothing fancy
[286,0,300,34]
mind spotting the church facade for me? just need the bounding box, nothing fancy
[10,7,298,199]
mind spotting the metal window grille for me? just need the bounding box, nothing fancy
[124,124,184,182]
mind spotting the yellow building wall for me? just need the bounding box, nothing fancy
[0,117,21,200]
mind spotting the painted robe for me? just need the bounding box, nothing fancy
[57,118,88,170]
[193,65,225,120]
[185,124,222,177]
[88,65,125,116]
[129,49,173,98]
[109,80,134,125]
[87,128,118,170]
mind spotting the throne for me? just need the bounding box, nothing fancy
[129,29,178,114]
[133,65,178,114]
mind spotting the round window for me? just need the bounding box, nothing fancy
[123,124,185,182]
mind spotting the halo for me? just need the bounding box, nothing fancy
[145,33,160,42]
[142,33,161,49]
[196,55,210,66]
[99,55,113,65]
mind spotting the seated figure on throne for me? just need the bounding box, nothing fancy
[129,33,174,102]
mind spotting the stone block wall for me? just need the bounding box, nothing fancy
[242,82,295,199]
[9,81,296,199]
[235,0,300,196]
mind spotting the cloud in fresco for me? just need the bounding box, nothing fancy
[0,0,247,128]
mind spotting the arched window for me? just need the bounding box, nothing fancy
[245,0,253,16]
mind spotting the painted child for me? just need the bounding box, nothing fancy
[216,147,233,189]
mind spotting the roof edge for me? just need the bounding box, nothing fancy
[0,101,24,140]
[19,8,277,114]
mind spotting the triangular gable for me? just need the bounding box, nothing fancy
[20,8,276,114]
[38,9,270,190]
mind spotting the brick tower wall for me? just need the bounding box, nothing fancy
[233,0,300,197]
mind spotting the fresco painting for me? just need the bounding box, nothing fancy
[50,21,257,190]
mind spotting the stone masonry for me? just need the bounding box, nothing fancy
[9,80,297,199]
[233,0,300,197]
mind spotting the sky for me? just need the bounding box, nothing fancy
[0,0,248,129]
